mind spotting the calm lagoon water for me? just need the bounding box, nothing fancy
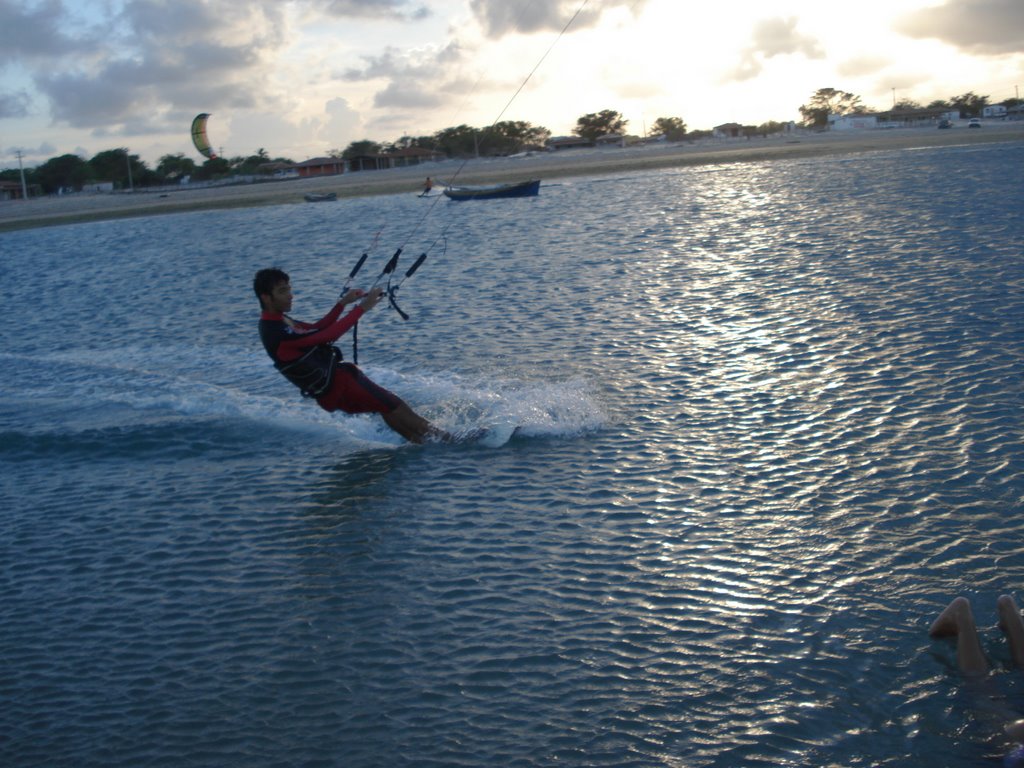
[1,140,1023,767]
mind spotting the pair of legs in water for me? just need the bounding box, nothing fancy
[930,595,1024,743]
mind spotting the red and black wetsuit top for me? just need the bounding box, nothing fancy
[259,302,363,398]
[259,303,401,415]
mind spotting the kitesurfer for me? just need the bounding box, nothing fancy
[254,267,450,443]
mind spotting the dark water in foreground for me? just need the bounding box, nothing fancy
[1,140,1023,767]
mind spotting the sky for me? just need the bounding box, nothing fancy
[0,0,1022,170]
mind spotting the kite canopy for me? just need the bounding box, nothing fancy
[190,113,217,159]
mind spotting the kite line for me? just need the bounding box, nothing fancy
[346,0,593,335]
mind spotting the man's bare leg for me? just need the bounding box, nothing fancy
[998,595,1024,669]
[999,599,1024,750]
[929,596,990,676]
[382,403,451,444]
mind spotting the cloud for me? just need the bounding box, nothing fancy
[35,52,257,132]
[340,48,407,81]
[469,0,648,38]
[321,96,363,147]
[895,0,1024,55]
[0,0,96,62]
[0,88,31,118]
[316,0,430,20]
[3,141,56,160]
[341,41,462,81]
[341,41,465,111]
[727,17,825,82]
[226,111,317,156]
[837,55,891,78]
[373,80,445,109]
[15,0,287,135]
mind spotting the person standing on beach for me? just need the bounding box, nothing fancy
[254,267,450,443]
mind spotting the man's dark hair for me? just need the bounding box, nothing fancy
[254,268,289,301]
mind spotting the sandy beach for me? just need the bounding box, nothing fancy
[2,122,1021,232]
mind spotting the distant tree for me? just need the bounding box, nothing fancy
[948,91,990,117]
[573,110,627,142]
[233,149,278,175]
[433,125,480,157]
[927,99,951,110]
[408,135,440,152]
[386,136,414,151]
[798,88,865,127]
[477,121,551,155]
[0,166,39,195]
[156,153,197,181]
[34,153,91,193]
[341,139,382,159]
[192,156,231,181]
[650,116,687,141]
[89,149,148,189]
[893,98,923,111]
[755,120,787,136]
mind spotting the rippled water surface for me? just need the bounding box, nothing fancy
[2,141,1023,767]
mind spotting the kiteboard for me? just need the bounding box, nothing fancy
[477,424,521,447]
[453,424,521,447]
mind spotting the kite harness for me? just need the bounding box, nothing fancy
[276,343,342,398]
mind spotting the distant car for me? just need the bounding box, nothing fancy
[968,118,982,128]
[938,119,952,129]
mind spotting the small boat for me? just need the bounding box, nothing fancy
[304,192,337,202]
[443,179,540,201]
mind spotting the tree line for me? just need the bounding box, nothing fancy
[798,88,1020,128]
[1,110,690,195]
[0,147,291,196]
[4,89,1016,195]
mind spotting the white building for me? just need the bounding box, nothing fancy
[828,114,878,130]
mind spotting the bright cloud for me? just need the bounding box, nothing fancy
[728,17,826,82]
[895,0,1024,54]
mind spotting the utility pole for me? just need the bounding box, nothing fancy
[124,148,134,192]
[15,150,29,200]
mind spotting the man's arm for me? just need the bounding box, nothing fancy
[278,306,364,356]
[277,288,384,358]
[295,289,367,331]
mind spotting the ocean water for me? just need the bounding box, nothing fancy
[1,140,1023,767]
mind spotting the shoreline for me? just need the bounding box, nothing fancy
[2,123,1022,233]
